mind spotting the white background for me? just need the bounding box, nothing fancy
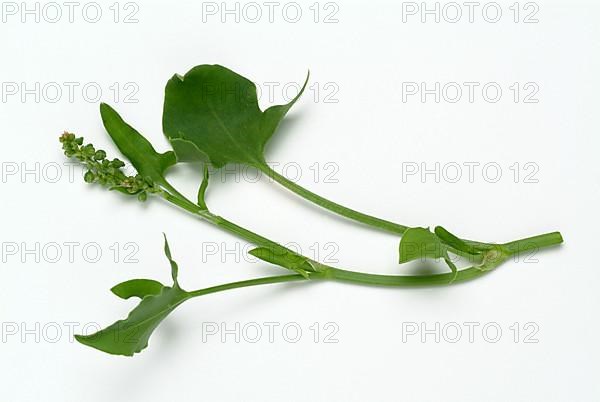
[1,0,598,401]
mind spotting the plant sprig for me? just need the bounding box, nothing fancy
[60,64,563,356]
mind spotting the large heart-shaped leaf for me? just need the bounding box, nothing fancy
[162,64,308,168]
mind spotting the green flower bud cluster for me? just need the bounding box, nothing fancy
[59,132,160,201]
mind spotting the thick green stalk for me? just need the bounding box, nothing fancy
[181,263,487,298]
[256,163,409,234]
[159,188,563,288]
[325,266,487,286]
[503,232,564,254]
[256,163,563,257]
[183,265,488,299]
[160,191,281,248]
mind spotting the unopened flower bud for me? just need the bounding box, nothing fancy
[94,150,107,160]
[84,171,95,183]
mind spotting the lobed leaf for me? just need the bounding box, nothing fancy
[76,234,189,356]
[162,64,308,168]
[75,286,189,356]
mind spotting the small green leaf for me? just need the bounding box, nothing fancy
[399,227,447,263]
[75,286,189,356]
[401,228,516,276]
[111,279,164,300]
[100,103,176,184]
[434,226,480,255]
[163,233,179,287]
[249,246,315,278]
[163,64,308,168]
[399,227,458,280]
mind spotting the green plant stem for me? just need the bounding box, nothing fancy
[325,266,487,286]
[188,273,308,297]
[503,232,564,253]
[159,188,563,288]
[256,163,563,257]
[256,162,409,234]
[160,191,279,248]
[184,266,488,300]
[183,264,494,296]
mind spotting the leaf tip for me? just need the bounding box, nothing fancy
[99,101,113,114]
[74,330,145,357]
[74,333,124,354]
[299,70,310,96]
